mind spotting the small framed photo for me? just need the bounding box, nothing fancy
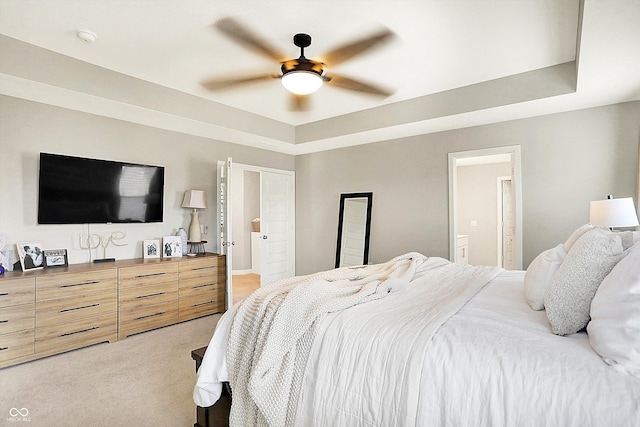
[16,241,45,271]
[143,239,161,259]
[162,236,182,258]
[43,249,68,268]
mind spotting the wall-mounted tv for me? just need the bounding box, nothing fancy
[38,153,164,224]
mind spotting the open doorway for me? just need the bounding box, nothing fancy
[217,159,295,309]
[448,146,522,269]
[231,168,261,304]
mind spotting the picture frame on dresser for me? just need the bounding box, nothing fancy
[143,239,161,259]
[16,241,44,271]
[43,249,68,268]
[162,236,182,258]
[0,250,14,271]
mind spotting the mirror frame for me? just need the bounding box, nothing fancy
[335,192,373,268]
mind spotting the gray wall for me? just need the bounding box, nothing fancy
[0,95,294,265]
[295,101,640,275]
[1,94,638,274]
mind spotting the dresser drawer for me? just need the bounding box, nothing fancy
[0,329,35,363]
[36,269,117,301]
[179,258,219,280]
[119,263,178,289]
[36,290,117,327]
[0,277,36,307]
[119,282,178,308]
[179,293,224,321]
[35,313,116,354]
[179,279,224,298]
[0,303,35,335]
[118,300,178,339]
[119,299,178,324]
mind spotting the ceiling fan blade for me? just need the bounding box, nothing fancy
[289,94,310,111]
[324,74,394,97]
[215,17,288,62]
[201,73,279,91]
[319,28,394,67]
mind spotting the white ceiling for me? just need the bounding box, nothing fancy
[1,0,639,154]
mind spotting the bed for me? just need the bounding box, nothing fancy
[193,225,640,427]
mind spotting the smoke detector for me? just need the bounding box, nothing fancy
[77,29,97,43]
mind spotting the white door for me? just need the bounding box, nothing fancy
[260,171,295,286]
[217,158,233,309]
[340,199,368,267]
[499,177,515,270]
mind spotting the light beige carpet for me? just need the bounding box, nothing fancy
[0,314,221,427]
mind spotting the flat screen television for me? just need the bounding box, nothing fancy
[38,152,164,224]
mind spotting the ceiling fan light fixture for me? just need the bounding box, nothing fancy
[281,71,323,95]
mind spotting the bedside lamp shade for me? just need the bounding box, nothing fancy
[181,190,207,210]
[589,196,639,228]
[182,190,207,242]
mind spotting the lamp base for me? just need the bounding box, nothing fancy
[189,210,202,242]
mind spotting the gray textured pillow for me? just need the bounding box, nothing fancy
[563,223,594,251]
[545,228,633,336]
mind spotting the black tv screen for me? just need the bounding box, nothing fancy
[38,153,164,224]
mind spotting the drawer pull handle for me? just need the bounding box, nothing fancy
[136,292,165,299]
[0,293,9,296]
[193,300,215,307]
[60,303,99,313]
[61,281,99,288]
[194,283,214,289]
[0,347,8,351]
[136,272,166,279]
[135,312,165,320]
[60,326,99,337]
[192,266,215,271]
[0,320,9,324]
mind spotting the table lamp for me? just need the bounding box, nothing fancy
[589,195,639,229]
[181,190,208,242]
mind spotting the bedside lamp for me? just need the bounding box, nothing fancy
[589,195,639,229]
[181,190,208,242]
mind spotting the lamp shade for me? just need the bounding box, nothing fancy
[589,197,639,228]
[181,190,207,210]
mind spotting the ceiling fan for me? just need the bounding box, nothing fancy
[201,18,395,110]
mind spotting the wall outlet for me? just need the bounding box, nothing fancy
[470,220,478,227]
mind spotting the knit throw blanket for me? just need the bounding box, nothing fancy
[227,252,429,427]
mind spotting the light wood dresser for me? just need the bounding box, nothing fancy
[0,277,36,365]
[178,256,225,322]
[0,253,225,368]
[118,262,179,340]
[35,268,118,356]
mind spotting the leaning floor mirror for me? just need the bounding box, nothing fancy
[335,192,373,268]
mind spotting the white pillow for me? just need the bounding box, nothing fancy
[524,244,566,310]
[563,223,594,251]
[545,228,634,336]
[588,242,640,377]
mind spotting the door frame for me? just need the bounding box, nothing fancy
[448,146,523,269]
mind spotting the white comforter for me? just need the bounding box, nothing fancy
[227,252,437,426]
[194,264,640,427]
